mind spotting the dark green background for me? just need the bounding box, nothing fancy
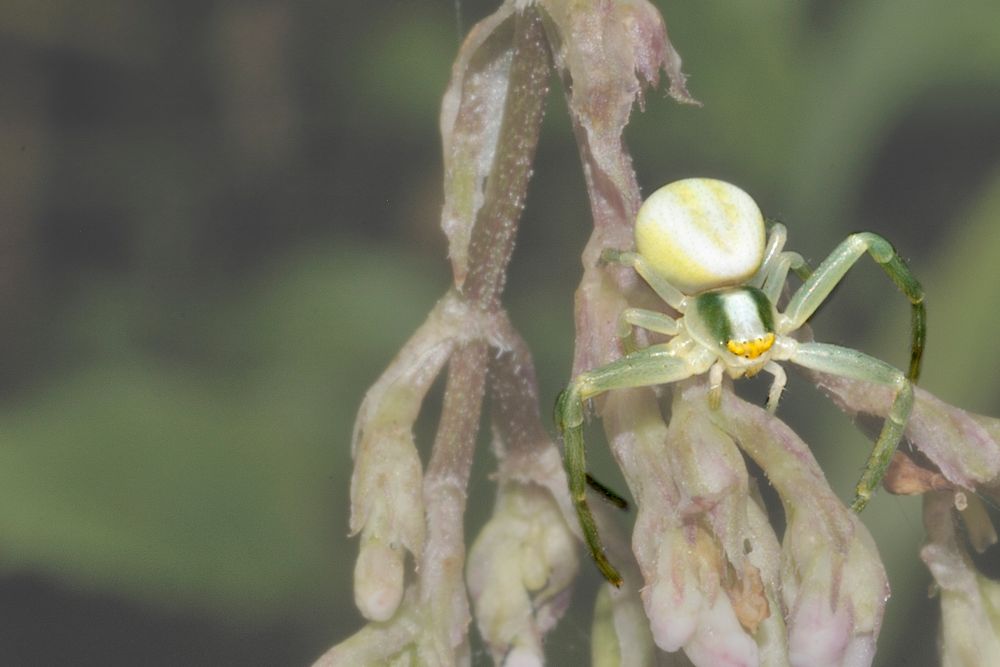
[2,0,999,664]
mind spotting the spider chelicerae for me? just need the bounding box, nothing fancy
[555,178,925,586]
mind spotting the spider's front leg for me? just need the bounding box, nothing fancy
[616,307,679,355]
[555,348,702,586]
[751,222,807,300]
[788,342,914,511]
[782,232,926,380]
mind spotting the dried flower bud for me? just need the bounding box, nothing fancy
[884,451,953,495]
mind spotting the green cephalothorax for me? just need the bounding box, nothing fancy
[692,286,776,360]
[557,178,926,587]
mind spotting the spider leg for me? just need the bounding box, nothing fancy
[762,361,787,413]
[782,232,926,380]
[788,342,913,512]
[601,249,686,311]
[555,346,705,586]
[587,310,679,514]
[747,222,806,302]
[708,360,724,409]
[750,222,789,288]
[761,251,806,304]
[585,473,629,510]
[617,307,679,354]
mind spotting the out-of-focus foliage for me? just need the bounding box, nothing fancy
[0,247,440,612]
[1,0,998,664]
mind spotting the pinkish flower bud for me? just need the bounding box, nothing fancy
[768,467,887,667]
[641,526,759,666]
[698,384,889,667]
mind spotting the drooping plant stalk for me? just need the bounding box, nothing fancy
[319,7,552,664]
[416,12,551,662]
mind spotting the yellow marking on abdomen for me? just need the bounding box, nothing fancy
[726,332,775,359]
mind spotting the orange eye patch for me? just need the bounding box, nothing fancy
[726,333,775,359]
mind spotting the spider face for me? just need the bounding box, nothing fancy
[691,286,777,364]
[557,178,927,586]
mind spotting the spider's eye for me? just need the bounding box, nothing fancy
[634,178,766,293]
[726,333,775,360]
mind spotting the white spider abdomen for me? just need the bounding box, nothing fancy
[635,178,766,293]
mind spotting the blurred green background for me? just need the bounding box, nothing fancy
[1,0,999,664]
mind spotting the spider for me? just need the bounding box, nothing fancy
[555,178,925,587]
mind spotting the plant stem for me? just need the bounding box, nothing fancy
[417,5,550,653]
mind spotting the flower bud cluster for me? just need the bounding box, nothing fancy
[467,478,578,665]
[592,380,892,666]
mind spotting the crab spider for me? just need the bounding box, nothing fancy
[555,178,926,587]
